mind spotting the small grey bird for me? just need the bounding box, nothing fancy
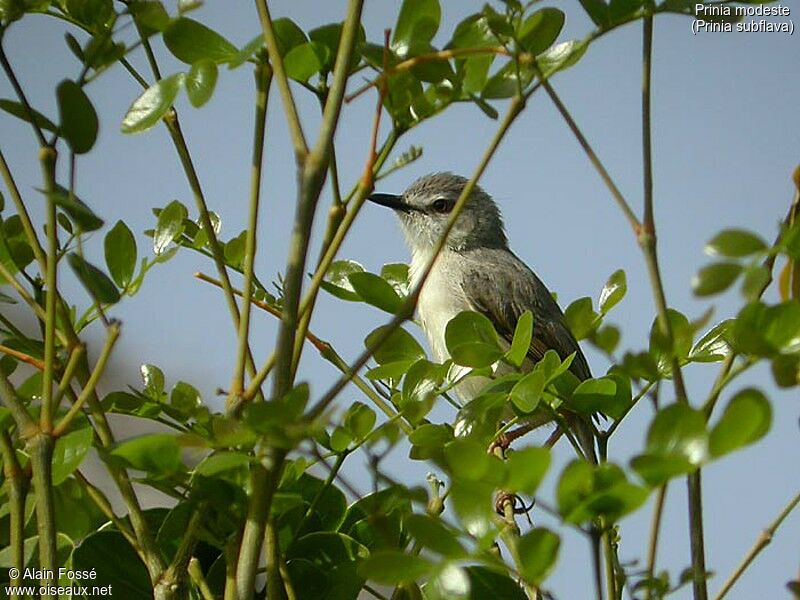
[368,172,596,461]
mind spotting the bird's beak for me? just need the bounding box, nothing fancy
[367,193,411,213]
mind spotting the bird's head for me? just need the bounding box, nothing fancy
[368,172,508,253]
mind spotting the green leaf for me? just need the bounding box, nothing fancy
[426,563,470,599]
[557,461,648,523]
[505,446,550,494]
[185,60,218,107]
[537,39,589,78]
[344,402,376,440]
[649,308,693,364]
[56,80,98,154]
[164,17,238,64]
[409,423,453,452]
[49,185,104,232]
[592,324,620,354]
[110,433,182,476]
[284,41,329,82]
[380,263,410,297]
[104,220,137,288]
[229,35,264,69]
[52,478,107,541]
[121,73,184,134]
[506,310,533,367]
[705,228,767,258]
[286,472,347,532]
[732,301,800,357]
[564,297,600,340]
[225,231,246,268]
[517,528,560,585]
[692,262,742,296]
[444,438,497,481]
[273,17,308,55]
[194,451,251,477]
[393,0,441,53]
[709,388,771,458]
[67,253,121,304]
[570,374,631,420]
[741,264,771,302]
[349,271,403,313]
[578,0,609,27]
[404,514,465,557]
[0,98,57,133]
[309,22,365,73]
[322,259,364,301]
[65,0,112,30]
[358,550,433,584]
[445,311,502,368]
[448,14,496,94]
[154,200,188,255]
[141,363,166,400]
[509,369,545,413]
[170,380,201,414]
[463,566,527,600]
[772,353,800,388]
[599,269,626,314]
[690,320,733,362]
[645,403,707,461]
[482,61,534,99]
[129,0,171,33]
[631,403,708,486]
[517,8,564,55]
[51,424,93,485]
[72,531,152,598]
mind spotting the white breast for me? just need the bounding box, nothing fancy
[410,250,470,363]
[410,249,524,406]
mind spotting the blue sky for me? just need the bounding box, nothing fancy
[1,1,798,598]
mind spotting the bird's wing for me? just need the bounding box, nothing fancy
[458,249,592,381]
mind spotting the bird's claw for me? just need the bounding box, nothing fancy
[494,491,528,515]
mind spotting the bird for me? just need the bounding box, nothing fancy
[368,172,597,462]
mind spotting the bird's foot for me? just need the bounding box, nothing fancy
[488,423,536,455]
[494,491,532,516]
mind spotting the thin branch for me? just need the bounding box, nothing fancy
[53,342,85,407]
[0,344,45,370]
[188,558,216,600]
[265,518,288,600]
[0,38,47,146]
[590,528,605,600]
[644,485,667,600]
[0,429,29,595]
[74,470,139,550]
[714,491,800,600]
[39,146,59,432]
[0,261,52,325]
[641,12,655,231]
[0,148,46,270]
[533,64,641,235]
[235,4,365,596]
[0,373,37,434]
[53,321,120,436]
[290,29,390,378]
[228,58,272,409]
[253,0,308,159]
[269,0,366,400]
[27,432,57,598]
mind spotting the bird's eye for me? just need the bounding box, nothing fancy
[431,198,452,213]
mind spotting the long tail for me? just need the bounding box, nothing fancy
[566,413,598,464]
